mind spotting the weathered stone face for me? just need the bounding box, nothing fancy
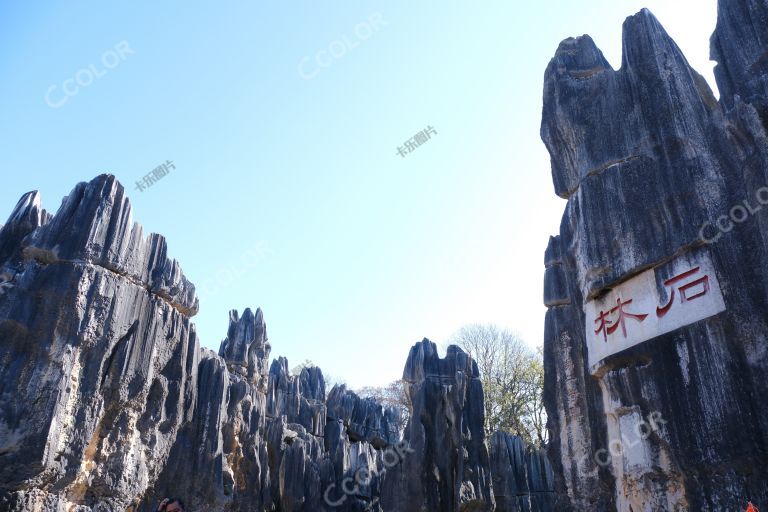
[326,384,399,448]
[542,2,768,510]
[711,0,768,112]
[489,432,555,512]
[0,176,554,511]
[0,176,200,511]
[219,308,271,391]
[380,340,495,512]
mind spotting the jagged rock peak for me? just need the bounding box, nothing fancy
[5,191,49,229]
[326,384,400,448]
[0,175,202,511]
[542,9,720,199]
[218,307,271,389]
[263,355,327,401]
[0,191,51,264]
[266,356,328,438]
[402,338,479,383]
[0,174,558,511]
[547,34,611,80]
[620,8,692,72]
[542,0,768,509]
[381,338,494,511]
[298,364,326,401]
[5,174,198,315]
[711,0,768,110]
[541,7,729,300]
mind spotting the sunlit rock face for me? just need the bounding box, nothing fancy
[380,340,496,512]
[542,2,768,510]
[0,176,201,512]
[0,176,555,510]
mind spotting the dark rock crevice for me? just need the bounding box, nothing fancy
[543,1,768,509]
[0,176,554,511]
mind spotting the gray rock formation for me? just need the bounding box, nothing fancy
[489,433,554,512]
[219,308,270,391]
[542,1,768,510]
[0,176,200,511]
[326,385,399,448]
[380,340,495,512]
[0,176,554,510]
[267,356,326,438]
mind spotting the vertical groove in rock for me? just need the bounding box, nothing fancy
[380,339,497,512]
[0,176,201,511]
[0,177,555,511]
[542,2,768,510]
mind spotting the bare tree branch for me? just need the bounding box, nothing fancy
[448,323,547,446]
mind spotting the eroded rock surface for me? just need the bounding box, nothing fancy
[489,433,555,512]
[380,340,495,512]
[542,2,768,510]
[0,176,554,510]
[0,176,200,511]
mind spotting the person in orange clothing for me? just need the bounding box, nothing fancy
[747,502,760,512]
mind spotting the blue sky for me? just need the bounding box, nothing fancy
[0,1,717,388]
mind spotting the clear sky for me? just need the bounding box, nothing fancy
[0,1,718,388]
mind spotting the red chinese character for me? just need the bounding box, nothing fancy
[594,309,613,342]
[656,266,710,318]
[594,297,648,341]
[607,298,648,338]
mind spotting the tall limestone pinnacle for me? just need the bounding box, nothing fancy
[542,1,768,510]
[0,174,202,510]
[0,173,554,510]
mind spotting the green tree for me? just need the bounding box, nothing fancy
[523,348,547,446]
[448,324,546,446]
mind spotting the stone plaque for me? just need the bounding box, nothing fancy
[585,252,726,373]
